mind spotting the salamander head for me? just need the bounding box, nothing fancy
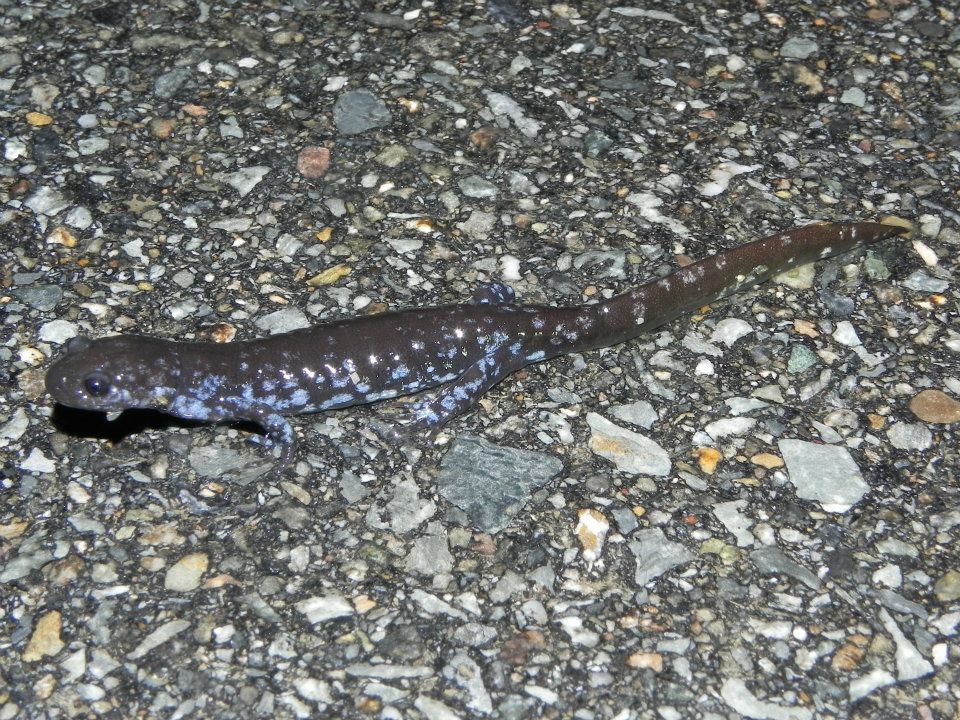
[45,335,182,413]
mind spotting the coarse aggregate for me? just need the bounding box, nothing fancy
[1,1,958,718]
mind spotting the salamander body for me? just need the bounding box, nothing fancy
[45,222,904,464]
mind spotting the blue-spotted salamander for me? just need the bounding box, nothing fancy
[45,222,905,465]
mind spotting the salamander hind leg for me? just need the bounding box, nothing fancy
[375,349,520,443]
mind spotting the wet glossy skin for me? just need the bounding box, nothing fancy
[45,222,905,464]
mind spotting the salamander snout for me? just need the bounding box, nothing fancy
[45,334,182,412]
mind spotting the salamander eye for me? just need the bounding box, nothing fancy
[83,374,112,397]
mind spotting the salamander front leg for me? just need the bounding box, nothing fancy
[168,395,297,469]
[219,398,298,467]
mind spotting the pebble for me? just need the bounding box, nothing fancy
[713,500,754,547]
[484,91,542,137]
[296,594,355,624]
[458,175,498,199]
[610,400,658,429]
[64,206,93,229]
[457,209,497,240]
[25,186,70,216]
[13,284,62,312]
[164,552,209,592]
[333,89,393,135]
[154,67,192,98]
[832,320,861,346]
[630,528,695,586]
[879,608,933,681]
[77,137,109,155]
[442,653,492,714]
[750,546,821,591]
[575,509,610,562]
[934,570,960,602]
[720,678,812,720]
[779,37,818,60]
[23,611,64,662]
[886,422,933,451]
[909,389,960,424]
[217,166,270,197]
[586,413,671,476]
[255,308,311,334]
[405,522,454,575]
[694,446,721,474]
[703,417,756,439]
[297,146,331,178]
[902,270,949,293]
[778,262,817,291]
[787,345,818,373]
[127,619,190,660]
[20,448,56,474]
[840,87,867,107]
[778,439,868,512]
[849,668,895,702]
[38,319,77,344]
[709,318,753,346]
[698,161,761,197]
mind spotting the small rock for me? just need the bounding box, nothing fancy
[296,594,354,624]
[437,435,562,533]
[780,37,818,60]
[587,413,671,476]
[840,87,867,107]
[934,570,960,602]
[458,174,498,199]
[909,390,960,424]
[694,447,721,474]
[575,509,610,562]
[778,439,868,512]
[849,668,895,702]
[21,448,56,474]
[218,166,270,197]
[902,270,949,293]
[610,400,658,429]
[626,651,663,671]
[630,528,695,586]
[23,611,64,662]
[164,552,208,592]
[297,146,331,178]
[886,422,933,451]
[333,89,392,135]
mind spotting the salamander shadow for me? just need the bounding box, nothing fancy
[50,404,269,447]
[49,403,197,444]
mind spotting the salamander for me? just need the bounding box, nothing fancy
[45,222,905,465]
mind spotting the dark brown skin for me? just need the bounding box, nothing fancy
[45,222,906,462]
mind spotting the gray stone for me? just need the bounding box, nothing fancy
[333,89,392,135]
[630,528,694,586]
[778,439,868,512]
[437,435,562,533]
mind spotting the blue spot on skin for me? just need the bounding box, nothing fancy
[526,350,545,361]
[327,393,354,406]
[170,396,212,420]
[391,365,410,380]
[196,374,225,400]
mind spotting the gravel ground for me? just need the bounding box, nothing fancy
[2,1,958,718]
